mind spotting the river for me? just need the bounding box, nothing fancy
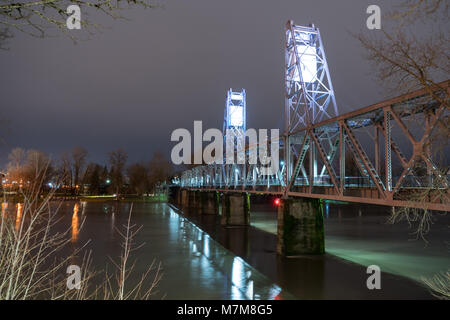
[4,200,449,299]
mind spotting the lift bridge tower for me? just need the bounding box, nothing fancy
[284,21,339,191]
[223,88,247,187]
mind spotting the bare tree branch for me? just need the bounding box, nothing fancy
[0,0,160,46]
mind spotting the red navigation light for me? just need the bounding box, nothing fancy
[274,198,281,206]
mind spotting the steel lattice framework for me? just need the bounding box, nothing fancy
[224,88,246,133]
[284,21,339,199]
[176,22,449,212]
[221,89,247,188]
[285,21,338,132]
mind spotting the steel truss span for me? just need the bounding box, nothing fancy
[176,21,449,213]
[179,81,449,212]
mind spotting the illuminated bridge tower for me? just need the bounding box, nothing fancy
[285,21,338,131]
[224,88,246,132]
[284,21,339,190]
[280,21,338,255]
[223,88,247,188]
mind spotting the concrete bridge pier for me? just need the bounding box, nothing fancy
[189,190,202,210]
[193,191,201,209]
[178,190,183,206]
[173,187,181,206]
[180,189,189,208]
[181,190,204,210]
[200,191,218,215]
[277,198,325,255]
[181,189,199,209]
[221,193,250,226]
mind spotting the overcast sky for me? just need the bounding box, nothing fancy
[0,0,394,167]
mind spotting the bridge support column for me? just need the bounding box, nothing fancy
[170,187,181,206]
[277,198,325,255]
[176,189,182,205]
[181,190,189,208]
[189,191,201,210]
[200,191,218,215]
[221,193,250,226]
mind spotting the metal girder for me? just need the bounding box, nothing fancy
[310,130,339,194]
[319,134,340,177]
[343,121,386,196]
[286,134,310,192]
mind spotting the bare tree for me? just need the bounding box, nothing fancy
[0,0,159,44]
[58,151,73,192]
[357,30,449,103]
[23,149,53,187]
[6,148,53,190]
[0,27,12,49]
[148,152,172,192]
[7,147,24,168]
[390,0,448,23]
[357,0,449,298]
[105,205,162,299]
[6,147,25,183]
[127,162,149,195]
[82,162,101,195]
[357,1,448,108]
[358,0,449,228]
[72,146,87,193]
[108,148,127,196]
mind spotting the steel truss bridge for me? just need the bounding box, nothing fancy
[176,21,450,212]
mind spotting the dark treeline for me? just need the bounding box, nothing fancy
[2,146,173,196]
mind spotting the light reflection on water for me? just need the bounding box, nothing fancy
[167,206,284,300]
[72,203,79,242]
[15,203,22,231]
[1,202,7,217]
[19,201,290,300]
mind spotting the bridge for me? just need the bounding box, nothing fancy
[170,21,449,256]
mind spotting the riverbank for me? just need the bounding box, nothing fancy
[1,194,167,203]
[78,195,167,202]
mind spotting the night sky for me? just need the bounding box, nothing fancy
[0,0,393,167]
